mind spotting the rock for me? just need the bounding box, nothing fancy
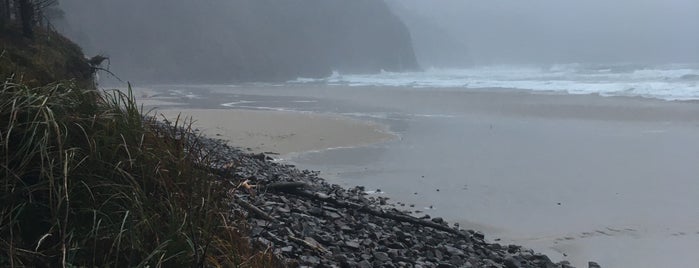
[358,260,372,268]
[344,241,361,250]
[373,252,391,262]
[507,245,520,254]
[504,257,522,268]
[444,245,465,256]
[300,255,319,265]
[431,217,444,224]
[589,261,602,268]
[186,132,565,268]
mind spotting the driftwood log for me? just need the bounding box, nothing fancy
[235,198,276,222]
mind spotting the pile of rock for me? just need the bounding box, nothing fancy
[190,128,598,268]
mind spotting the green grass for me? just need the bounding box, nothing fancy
[0,80,279,267]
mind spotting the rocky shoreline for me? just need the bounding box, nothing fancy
[193,129,597,268]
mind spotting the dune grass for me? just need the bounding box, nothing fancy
[0,80,278,267]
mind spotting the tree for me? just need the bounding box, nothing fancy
[0,0,60,37]
[0,0,10,29]
[18,0,35,37]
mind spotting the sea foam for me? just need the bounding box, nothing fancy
[290,63,699,101]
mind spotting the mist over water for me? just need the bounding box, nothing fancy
[290,63,699,101]
[387,0,699,67]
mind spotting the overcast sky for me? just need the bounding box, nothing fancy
[388,0,699,66]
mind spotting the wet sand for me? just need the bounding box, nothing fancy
[155,109,396,155]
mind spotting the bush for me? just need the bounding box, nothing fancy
[0,81,278,267]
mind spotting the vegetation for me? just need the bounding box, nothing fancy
[1,8,278,266]
[1,0,61,38]
[1,2,280,266]
[1,26,93,88]
[0,81,279,267]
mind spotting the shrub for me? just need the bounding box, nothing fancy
[0,81,277,267]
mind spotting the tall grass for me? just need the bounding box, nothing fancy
[0,80,278,267]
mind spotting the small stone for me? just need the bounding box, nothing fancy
[589,261,602,268]
[300,255,319,264]
[504,257,522,268]
[344,241,360,249]
[444,245,464,256]
[507,244,521,253]
[373,252,391,262]
[358,260,372,268]
[431,217,444,224]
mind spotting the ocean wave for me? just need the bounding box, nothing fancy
[288,63,699,101]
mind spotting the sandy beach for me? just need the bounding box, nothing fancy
[136,84,699,267]
[153,109,396,156]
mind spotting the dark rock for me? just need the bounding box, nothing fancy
[589,261,602,268]
[344,241,361,250]
[358,260,372,268]
[504,257,522,268]
[507,245,521,254]
[444,245,465,256]
[373,252,391,262]
[300,255,319,264]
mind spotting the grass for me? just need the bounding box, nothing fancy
[0,80,279,267]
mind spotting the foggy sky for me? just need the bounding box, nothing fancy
[388,0,699,66]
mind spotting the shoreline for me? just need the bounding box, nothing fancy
[153,108,397,156]
[135,84,699,267]
[197,133,577,267]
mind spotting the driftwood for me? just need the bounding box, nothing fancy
[267,184,472,240]
[288,236,329,254]
[235,198,276,222]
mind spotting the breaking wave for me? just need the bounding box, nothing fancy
[289,63,699,101]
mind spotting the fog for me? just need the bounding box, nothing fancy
[56,0,418,83]
[54,0,698,82]
[387,0,699,67]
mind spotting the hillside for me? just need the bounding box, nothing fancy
[57,0,420,83]
[0,27,93,87]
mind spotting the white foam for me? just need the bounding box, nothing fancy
[290,64,699,101]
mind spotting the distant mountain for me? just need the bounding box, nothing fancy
[57,0,419,83]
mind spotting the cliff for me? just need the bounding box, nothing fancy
[57,0,420,83]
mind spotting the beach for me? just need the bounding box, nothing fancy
[136,84,699,267]
[155,109,395,155]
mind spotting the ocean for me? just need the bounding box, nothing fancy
[291,63,699,101]
[148,63,699,267]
